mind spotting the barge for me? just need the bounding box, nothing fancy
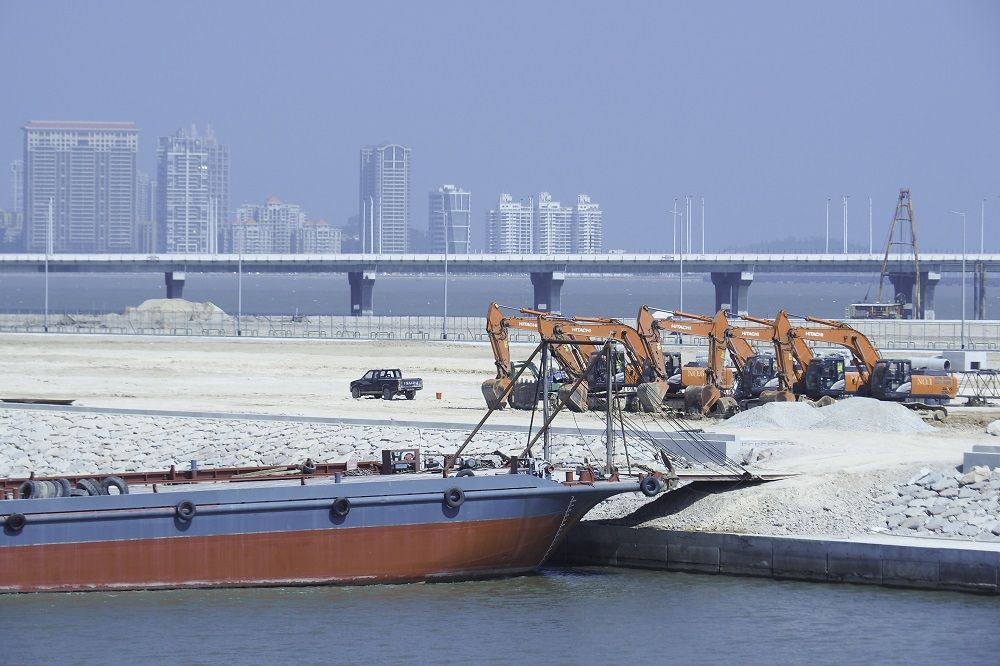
[0,466,651,592]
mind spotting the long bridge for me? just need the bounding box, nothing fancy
[0,252,994,318]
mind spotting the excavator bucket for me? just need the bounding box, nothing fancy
[636,381,668,412]
[760,389,796,403]
[557,381,589,412]
[481,378,511,410]
[509,380,540,410]
[684,384,721,415]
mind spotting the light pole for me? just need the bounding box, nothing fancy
[236,222,243,336]
[44,197,52,332]
[825,197,830,253]
[868,196,873,254]
[982,198,986,254]
[442,216,449,340]
[671,199,679,254]
[842,195,849,254]
[951,210,966,349]
[701,196,705,254]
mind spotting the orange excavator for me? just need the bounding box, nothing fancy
[747,310,957,409]
[534,312,664,412]
[481,303,582,410]
[741,310,811,402]
[635,307,737,416]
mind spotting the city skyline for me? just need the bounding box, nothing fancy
[1,2,996,254]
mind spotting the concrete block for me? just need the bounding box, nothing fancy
[615,540,668,568]
[882,558,939,589]
[937,563,998,594]
[827,553,883,583]
[651,433,738,465]
[665,532,722,573]
[719,534,774,576]
[771,539,829,581]
[972,444,1000,454]
[963,451,1000,472]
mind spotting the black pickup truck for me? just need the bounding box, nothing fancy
[350,369,423,400]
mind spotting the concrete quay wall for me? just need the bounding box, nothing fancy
[554,523,1000,595]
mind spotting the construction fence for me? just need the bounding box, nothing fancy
[0,311,999,351]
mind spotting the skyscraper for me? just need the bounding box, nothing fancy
[533,192,573,254]
[231,196,303,253]
[572,194,603,253]
[9,160,23,214]
[428,184,471,254]
[156,125,229,253]
[22,121,138,252]
[134,170,157,252]
[359,144,410,254]
[487,193,533,253]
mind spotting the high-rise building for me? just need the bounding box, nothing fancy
[134,170,157,252]
[572,194,603,253]
[156,125,229,253]
[23,121,138,252]
[428,184,471,254]
[10,160,23,214]
[359,144,410,254]
[231,197,303,253]
[487,193,533,253]
[296,219,342,253]
[533,192,573,254]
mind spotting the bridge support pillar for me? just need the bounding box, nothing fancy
[349,271,375,316]
[888,273,917,319]
[974,262,987,320]
[919,272,940,320]
[531,271,564,314]
[164,271,186,299]
[711,271,753,315]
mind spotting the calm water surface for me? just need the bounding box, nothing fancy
[0,272,990,319]
[1,567,997,665]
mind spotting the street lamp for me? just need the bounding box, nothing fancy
[825,197,830,253]
[442,216,449,340]
[842,195,849,254]
[44,197,52,333]
[236,222,243,336]
[951,210,966,350]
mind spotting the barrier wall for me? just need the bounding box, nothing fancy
[554,523,1000,595]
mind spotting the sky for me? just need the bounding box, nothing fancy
[1,0,998,253]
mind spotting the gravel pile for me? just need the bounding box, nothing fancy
[0,408,662,480]
[878,466,1000,541]
[811,398,934,433]
[719,402,824,430]
[721,397,934,434]
[598,469,895,537]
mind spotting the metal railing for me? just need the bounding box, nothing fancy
[1,311,999,351]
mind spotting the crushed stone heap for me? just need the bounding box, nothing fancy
[720,397,934,433]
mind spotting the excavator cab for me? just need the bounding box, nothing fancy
[736,353,778,400]
[586,348,629,392]
[869,359,956,404]
[804,356,847,399]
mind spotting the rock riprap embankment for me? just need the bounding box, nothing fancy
[878,466,1000,541]
[0,408,656,478]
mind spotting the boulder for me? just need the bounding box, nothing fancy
[930,476,959,492]
[987,419,1000,436]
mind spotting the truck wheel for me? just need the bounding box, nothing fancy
[383,387,393,400]
[351,387,361,399]
[405,390,416,400]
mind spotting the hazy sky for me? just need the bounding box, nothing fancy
[1,1,997,252]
